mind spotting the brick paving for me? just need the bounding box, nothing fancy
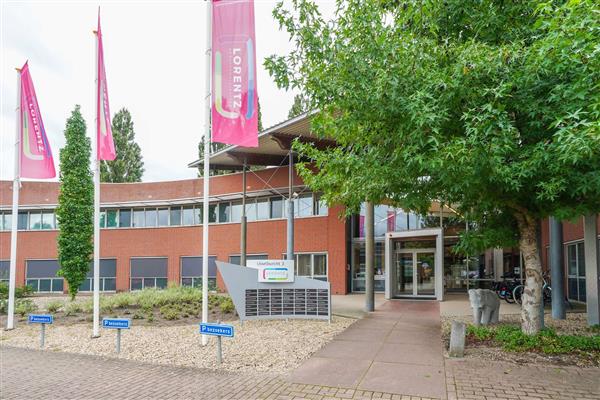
[0,346,434,400]
[446,358,600,400]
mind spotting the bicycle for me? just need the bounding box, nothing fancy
[493,272,522,304]
[513,274,571,308]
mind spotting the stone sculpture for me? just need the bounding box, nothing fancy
[468,289,500,326]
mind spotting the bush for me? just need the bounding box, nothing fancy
[219,297,235,314]
[64,301,83,316]
[46,300,63,313]
[468,324,600,355]
[160,304,181,320]
[0,282,34,300]
[15,299,38,317]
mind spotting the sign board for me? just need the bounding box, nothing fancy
[102,318,131,329]
[247,260,294,283]
[199,322,234,337]
[28,314,53,324]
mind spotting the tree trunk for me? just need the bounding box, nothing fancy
[516,213,544,335]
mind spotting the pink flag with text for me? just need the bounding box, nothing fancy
[211,0,258,147]
[97,11,116,160]
[19,62,56,179]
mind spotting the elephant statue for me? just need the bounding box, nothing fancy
[468,289,500,326]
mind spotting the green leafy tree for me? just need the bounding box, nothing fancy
[100,108,144,182]
[266,0,600,334]
[288,94,310,118]
[56,106,94,299]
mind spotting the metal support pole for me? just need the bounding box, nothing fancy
[201,0,212,347]
[365,201,375,312]
[92,30,101,339]
[286,151,294,262]
[584,214,600,326]
[240,161,247,266]
[40,324,46,348]
[116,328,121,354]
[7,68,21,331]
[549,217,565,319]
[216,336,222,364]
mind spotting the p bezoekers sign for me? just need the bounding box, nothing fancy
[247,260,294,283]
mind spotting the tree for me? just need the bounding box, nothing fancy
[56,106,94,299]
[266,0,600,334]
[100,108,144,182]
[288,94,310,118]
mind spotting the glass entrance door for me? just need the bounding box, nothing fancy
[394,250,436,297]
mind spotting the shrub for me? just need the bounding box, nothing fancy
[0,282,34,300]
[219,297,235,314]
[15,299,38,317]
[46,300,64,313]
[64,301,83,316]
[0,299,7,314]
[160,304,181,320]
[112,293,133,309]
[466,325,493,341]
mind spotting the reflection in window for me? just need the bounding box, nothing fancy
[257,199,269,220]
[119,209,132,228]
[218,202,230,223]
[29,212,42,230]
[170,207,182,226]
[158,208,169,227]
[42,211,55,229]
[182,206,194,225]
[18,212,28,230]
[245,200,257,222]
[270,197,283,219]
[230,201,242,223]
[295,194,313,217]
[106,209,118,228]
[133,209,145,227]
[208,204,217,223]
[145,208,157,227]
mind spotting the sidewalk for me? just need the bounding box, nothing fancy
[287,300,446,399]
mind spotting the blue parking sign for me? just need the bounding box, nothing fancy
[102,318,131,329]
[199,322,234,337]
[28,314,53,324]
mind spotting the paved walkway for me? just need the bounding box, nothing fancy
[288,301,445,399]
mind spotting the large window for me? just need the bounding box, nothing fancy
[270,197,283,219]
[1,213,12,231]
[355,204,424,238]
[285,253,328,281]
[180,256,217,290]
[79,259,117,292]
[170,207,182,226]
[119,209,132,228]
[26,260,64,293]
[130,257,168,290]
[182,206,195,225]
[566,242,586,303]
[295,193,314,217]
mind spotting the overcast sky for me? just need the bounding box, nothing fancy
[0,0,334,182]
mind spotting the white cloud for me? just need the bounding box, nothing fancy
[0,0,334,182]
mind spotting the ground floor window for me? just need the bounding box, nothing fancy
[130,258,168,290]
[351,241,385,292]
[566,242,586,303]
[0,260,8,284]
[79,259,117,292]
[180,256,217,291]
[25,260,64,293]
[284,253,328,281]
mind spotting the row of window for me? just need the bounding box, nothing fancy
[0,193,328,231]
[0,253,329,292]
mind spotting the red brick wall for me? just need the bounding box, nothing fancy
[0,168,348,294]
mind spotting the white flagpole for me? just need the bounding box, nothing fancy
[7,67,22,331]
[92,29,101,338]
[201,0,212,346]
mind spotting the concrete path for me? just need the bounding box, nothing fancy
[288,301,446,399]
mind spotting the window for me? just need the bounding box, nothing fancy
[230,201,243,223]
[42,211,55,229]
[195,205,203,224]
[130,257,168,290]
[106,209,118,228]
[245,200,257,222]
[158,208,169,227]
[18,212,28,230]
[218,202,230,223]
[0,260,9,283]
[1,213,12,231]
[208,204,217,223]
[145,208,157,227]
[566,242,586,303]
[314,194,328,216]
[119,209,132,228]
[133,209,145,227]
[99,211,106,228]
[257,199,269,220]
[180,256,217,290]
[170,207,182,226]
[228,254,268,265]
[270,197,283,219]
[29,212,42,230]
[25,260,64,293]
[79,259,117,292]
[295,194,313,217]
[182,206,195,225]
[285,253,328,281]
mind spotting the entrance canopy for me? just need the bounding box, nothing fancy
[187,111,336,171]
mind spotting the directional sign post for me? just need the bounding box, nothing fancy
[28,314,53,348]
[102,318,130,354]
[199,321,234,364]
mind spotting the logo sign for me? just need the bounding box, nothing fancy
[247,260,294,283]
[199,323,234,338]
[102,318,131,329]
[28,314,53,324]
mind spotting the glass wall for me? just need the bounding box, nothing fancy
[566,242,586,303]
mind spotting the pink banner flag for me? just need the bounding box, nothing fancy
[387,210,396,232]
[211,0,258,147]
[96,10,116,160]
[359,215,365,238]
[19,62,56,179]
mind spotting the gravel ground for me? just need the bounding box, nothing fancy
[0,317,354,374]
